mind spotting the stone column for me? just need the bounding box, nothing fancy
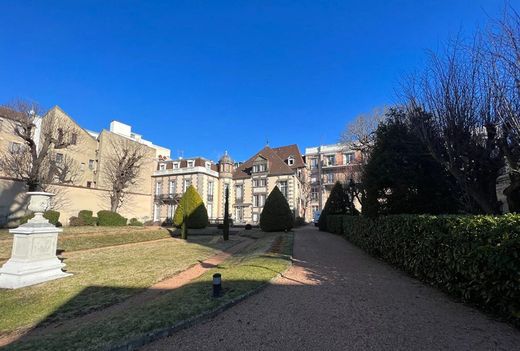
[0,192,71,289]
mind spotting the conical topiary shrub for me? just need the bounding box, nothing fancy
[318,181,348,232]
[260,186,293,232]
[173,185,209,229]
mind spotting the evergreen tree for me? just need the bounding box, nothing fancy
[174,185,209,237]
[260,186,293,232]
[362,112,461,217]
[318,181,354,231]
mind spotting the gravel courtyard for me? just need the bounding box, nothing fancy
[145,225,520,351]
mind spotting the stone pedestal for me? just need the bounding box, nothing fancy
[0,192,71,289]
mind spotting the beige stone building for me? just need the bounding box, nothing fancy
[305,143,362,220]
[0,106,168,226]
[152,145,307,225]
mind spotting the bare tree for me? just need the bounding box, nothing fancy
[488,7,520,211]
[299,171,312,220]
[0,100,81,192]
[102,138,149,212]
[404,38,504,214]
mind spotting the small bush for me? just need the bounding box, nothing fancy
[332,214,520,325]
[143,220,155,226]
[260,186,293,232]
[97,211,127,226]
[69,216,86,226]
[245,224,252,230]
[78,210,96,226]
[20,210,61,226]
[161,218,173,227]
[129,218,143,226]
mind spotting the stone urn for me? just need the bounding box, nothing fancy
[0,192,72,289]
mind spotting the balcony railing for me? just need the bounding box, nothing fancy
[235,197,244,204]
[154,193,179,203]
[207,194,214,202]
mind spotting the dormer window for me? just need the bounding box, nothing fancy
[173,162,180,169]
[288,156,295,166]
[253,163,267,173]
[159,163,166,171]
[187,160,195,168]
[205,162,211,169]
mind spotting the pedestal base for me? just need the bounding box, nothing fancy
[0,257,72,289]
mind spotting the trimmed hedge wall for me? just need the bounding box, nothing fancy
[327,214,520,325]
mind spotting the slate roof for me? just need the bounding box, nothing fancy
[233,144,304,180]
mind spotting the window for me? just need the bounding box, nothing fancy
[205,162,211,169]
[80,162,85,171]
[252,213,258,223]
[235,185,243,202]
[310,158,319,169]
[71,133,78,145]
[169,180,175,194]
[187,160,194,168]
[183,179,191,192]
[159,163,166,171]
[253,163,267,173]
[88,159,95,170]
[326,173,334,183]
[288,156,295,166]
[9,142,22,154]
[311,176,317,184]
[253,178,266,187]
[207,203,213,218]
[344,153,354,164]
[57,128,64,144]
[153,204,159,221]
[312,205,319,214]
[207,181,214,202]
[326,155,336,166]
[55,153,64,163]
[155,181,162,195]
[253,194,266,207]
[86,181,92,188]
[311,186,319,200]
[167,204,174,219]
[278,181,288,198]
[173,162,180,169]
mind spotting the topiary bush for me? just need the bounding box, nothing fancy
[260,186,293,232]
[334,214,520,326]
[128,218,143,226]
[173,185,208,229]
[245,224,253,230]
[78,210,96,226]
[20,210,61,226]
[97,210,127,226]
[69,216,86,226]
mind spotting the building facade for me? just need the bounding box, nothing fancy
[152,145,307,225]
[0,106,169,226]
[304,143,362,220]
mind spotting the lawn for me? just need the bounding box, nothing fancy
[0,234,235,336]
[2,231,294,351]
[0,226,173,262]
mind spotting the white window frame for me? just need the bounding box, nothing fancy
[183,179,191,192]
[173,162,180,169]
[288,156,295,166]
[187,160,195,168]
[169,180,175,194]
[155,181,162,195]
[159,163,166,171]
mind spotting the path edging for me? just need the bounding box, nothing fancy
[109,256,294,351]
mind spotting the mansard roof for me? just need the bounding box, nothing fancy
[233,144,304,180]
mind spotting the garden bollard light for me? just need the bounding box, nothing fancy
[213,273,222,297]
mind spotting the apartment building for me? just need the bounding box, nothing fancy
[305,143,362,220]
[0,106,169,226]
[152,145,307,225]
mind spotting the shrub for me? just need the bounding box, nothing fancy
[97,210,127,226]
[333,214,520,325]
[143,220,155,226]
[260,186,293,232]
[78,210,96,226]
[245,224,252,230]
[129,218,143,226]
[161,218,173,227]
[20,210,61,226]
[173,185,209,229]
[69,216,86,226]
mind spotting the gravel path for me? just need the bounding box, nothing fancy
[144,225,520,351]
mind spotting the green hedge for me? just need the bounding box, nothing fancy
[96,211,127,226]
[78,210,97,226]
[20,210,61,226]
[327,214,520,325]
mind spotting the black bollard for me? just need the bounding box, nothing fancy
[213,273,222,297]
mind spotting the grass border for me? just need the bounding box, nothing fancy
[110,237,294,351]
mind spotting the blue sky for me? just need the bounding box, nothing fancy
[0,0,506,161]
